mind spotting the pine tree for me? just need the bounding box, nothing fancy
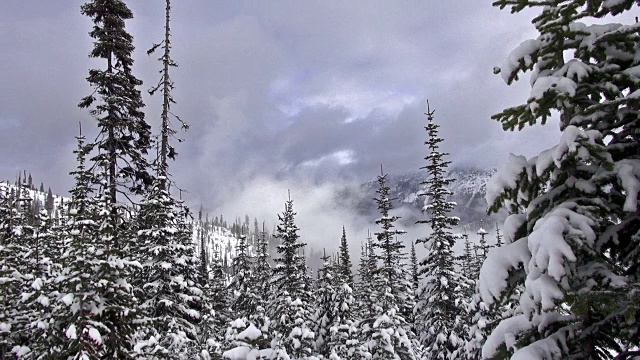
[48,133,103,359]
[314,251,337,358]
[229,233,254,320]
[222,225,273,360]
[253,224,272,317]
[327,238,369,360]
[18,207,62,357]
[415,104,467,360]
[45,188,55,216]
[494,223,503,248]
[356,232,377,322]
[480,1,640,358]
[408,241,419,331]
[367,168,418,360]
[79,0,152,235]
[0,181,37,357]
[337,226,354,287]
[88,177,141,358]
[471,226,491,279]
[267,197,315,358]
[133,179,201,358]
[205,246,231,355]
[0,183,15,358]
[222,318,271,360]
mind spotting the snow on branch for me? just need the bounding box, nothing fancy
[479,237,530,306]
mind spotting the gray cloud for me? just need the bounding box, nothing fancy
[1,1,567,247]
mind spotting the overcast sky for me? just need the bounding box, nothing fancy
[1,1,566,246]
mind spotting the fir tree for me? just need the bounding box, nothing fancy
[494,223,503,248]
[88,177,141,358]
[415,104,467,360]
[133,179,201,358]
[48,132,103,359]
[367,168,418,360]
[480,1,640,358]
[229,233,254,320]
[356,233,377,322]
[78,0,152,234]
[0,181,36,357]
[204,246,231,355]
[253,224,272,316]
[313,251,337,358]
[337,226,354,287]
[267,197,315,358]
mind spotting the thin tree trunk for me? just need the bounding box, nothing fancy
[160,0,171,184]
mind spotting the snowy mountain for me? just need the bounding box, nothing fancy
[336,166,505,230]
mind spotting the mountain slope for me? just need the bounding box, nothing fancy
[336,167,504,230]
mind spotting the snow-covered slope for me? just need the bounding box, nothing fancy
[336,167,505,229]
[0,181,68,218]
[192,222,245,270]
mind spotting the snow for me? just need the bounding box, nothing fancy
[500,39,543,83]
[0,323,10,332]
[535,126,603,176]
[530,75,577,101]
[31,278,42,290]
[13,346,30,357]
[486,154,528,207]
[615,160,640,212]
[61,293,74,306]
[88,328,102,345]
[479,238,531,306]
[482,315,533,359]
[560,59,592,81]
[222,347,251,360]
[237,323,262,341]
[37,294,50,307]
[528,206,591,281]
[66,324,77,340]
[603,0,627,9]
[502,214,526,245]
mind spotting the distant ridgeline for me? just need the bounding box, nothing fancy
[338,166,506,231]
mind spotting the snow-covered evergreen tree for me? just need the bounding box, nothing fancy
[337,227,354,288]
[132,178,201,358]
[222,318,271,360]
[0,184,15,358]
[415,105,467,360]
[480,1,640,358]
[204,246,231,356]
[229,233,254,320]
[253,225,272,316]
[313,251,337,358]
[366,169,418,360]
[0,181,37,357]
[267,198,315,359]
[48,133,103,359]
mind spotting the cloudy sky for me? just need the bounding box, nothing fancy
[1,1,566,246]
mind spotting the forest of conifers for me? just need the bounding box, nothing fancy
[1,0,640,359]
